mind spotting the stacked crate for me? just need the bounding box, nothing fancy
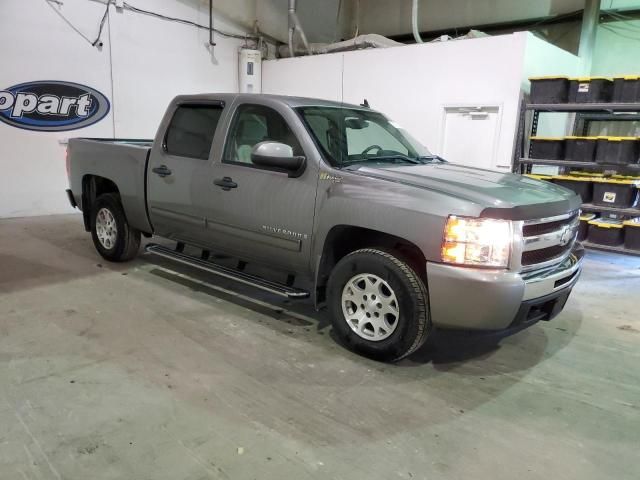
[523,172,640,249]
[520,75,640,254]
[530,76,640,104]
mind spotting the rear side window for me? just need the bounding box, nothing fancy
[165,104,223,160]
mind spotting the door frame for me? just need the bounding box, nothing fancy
[438,103,504,170]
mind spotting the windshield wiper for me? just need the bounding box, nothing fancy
[418,155,447,163]
[373,155,423,164]
[342,155,422,167]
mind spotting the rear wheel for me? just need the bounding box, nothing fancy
[90,193,141,262]
[327,248,431,362]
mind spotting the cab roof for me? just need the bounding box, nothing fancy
[171,93,367,110]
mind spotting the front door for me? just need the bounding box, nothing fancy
[204,103,318,272]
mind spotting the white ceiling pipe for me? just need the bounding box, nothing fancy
[313,34,402,53]
[288,23,295,58]
[288,0,295,57]
[278,33,402,57]
[288,0,312,57]
[412,0,424,43]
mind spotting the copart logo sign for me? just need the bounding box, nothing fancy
[0,81,110,132]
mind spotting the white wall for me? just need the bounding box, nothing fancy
[263,54,343,100]
[0,0,249,218]
[0,0,113,218]
[263,32,578,171]
[109,0,245,138]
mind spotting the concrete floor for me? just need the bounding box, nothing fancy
[1,214,639,480]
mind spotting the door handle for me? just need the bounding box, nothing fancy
[152,165,172,177]
[213,177,238,191]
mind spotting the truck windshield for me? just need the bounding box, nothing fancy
[297,106,435,167]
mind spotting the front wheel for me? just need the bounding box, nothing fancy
[327,248,431,362]
[90,193,141,262]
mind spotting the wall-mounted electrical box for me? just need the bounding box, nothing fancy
[238,48,262,94]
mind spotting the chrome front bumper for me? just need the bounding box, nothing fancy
[522,244,583,301]
[426,243,584,330]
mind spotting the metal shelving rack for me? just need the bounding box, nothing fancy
[582,241,637,255]
[514,101,640,256]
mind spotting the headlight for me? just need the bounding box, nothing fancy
[441,216,512,268]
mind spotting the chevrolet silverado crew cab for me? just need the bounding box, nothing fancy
[66,93,584,361]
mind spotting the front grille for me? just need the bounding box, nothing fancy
[520,211,578,270]
[522,215,576,236]
[521,244,572,266]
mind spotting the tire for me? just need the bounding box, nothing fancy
[90,193,141,262]
[327,248,431,362]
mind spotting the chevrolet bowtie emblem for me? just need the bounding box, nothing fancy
[559,225,575,246]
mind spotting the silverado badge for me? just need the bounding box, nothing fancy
[319,171,343,183]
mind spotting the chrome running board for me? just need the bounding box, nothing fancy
[145,243,310,299]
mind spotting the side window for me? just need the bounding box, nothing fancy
[346,121,409,156]
[224,104,302,165]
[299,108,346,164]
[165,104,223,160]
[304,114,331,152]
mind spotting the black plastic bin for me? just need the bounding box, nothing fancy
[568,172,605,178]
[592,179,639,208]
[624,218,640,250]
[524,174,554,182]
[530,76,570,104]
[595,137,640,165]
[569,77,613,103]
[587,218,625,246]
[530,137,565,159]
[578,213,596,241]
[552,175,593,203]
[564,136,598,162]
[612,76,640,103]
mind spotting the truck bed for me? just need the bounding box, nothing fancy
[76,138,154,148]
[67,138,154,234]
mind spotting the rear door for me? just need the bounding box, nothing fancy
[203,102,319,272]
[147,101,225,243]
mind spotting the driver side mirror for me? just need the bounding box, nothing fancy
[251,141,306,178]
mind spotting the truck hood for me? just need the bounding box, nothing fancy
[351,163,581,220]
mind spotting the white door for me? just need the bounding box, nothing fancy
[440,106,503,171]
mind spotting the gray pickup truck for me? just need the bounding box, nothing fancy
[67,93,584,361]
